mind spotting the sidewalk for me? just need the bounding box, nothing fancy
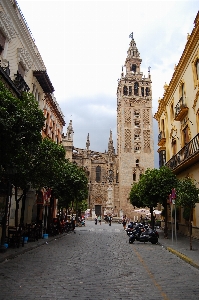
[158,229,199,269]
[0,233,69,264]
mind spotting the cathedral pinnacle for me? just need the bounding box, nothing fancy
[86,133,90,150]
[108,129,115,154]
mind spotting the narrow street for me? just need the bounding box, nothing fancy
[0,221,198,300]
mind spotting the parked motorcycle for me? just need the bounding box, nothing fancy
[129,227,159,244]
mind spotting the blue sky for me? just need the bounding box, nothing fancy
[17,0,199,168]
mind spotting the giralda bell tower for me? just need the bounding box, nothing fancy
[117,33,154,215]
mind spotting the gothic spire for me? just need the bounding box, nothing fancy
[108,129,114,154]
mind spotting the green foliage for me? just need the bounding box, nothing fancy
[0,80,45,184]
[129,166,177,208]
[182,207,192,221]
[176,177,199,220]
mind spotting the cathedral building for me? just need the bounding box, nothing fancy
[63,33,154,218]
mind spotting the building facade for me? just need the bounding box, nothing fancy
[0,0,65,230]
[154,12,199,238]
[63,34,154,218]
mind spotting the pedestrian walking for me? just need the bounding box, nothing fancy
[122,215,127,230]
[109,215,112,226]
[71,216,76,232]
[95,216,97,225]
[98,215,101,225]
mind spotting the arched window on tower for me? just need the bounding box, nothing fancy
[133,173,136,181]
[96,166,101,182]
[146,87,150,96]
[134,82,139,96]
[141,87,144,97]
[123,85,128,95]
[136,159,139,167]
[132,64,136,72]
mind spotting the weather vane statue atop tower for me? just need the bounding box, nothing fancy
[129,32,133,40]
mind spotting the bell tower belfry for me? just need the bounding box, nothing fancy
[117,33,154,214]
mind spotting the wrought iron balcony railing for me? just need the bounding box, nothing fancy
[174,96,189,121]
[13,71,30,92]
[165,133,199,171]
[0,60,10,76]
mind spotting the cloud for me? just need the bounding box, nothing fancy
[16,0,199,168]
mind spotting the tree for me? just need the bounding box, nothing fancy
[0,82,45,174]
[56,163,88,220]
[0,81,45,244]
[176,177,199,250]
[129,166,178,232]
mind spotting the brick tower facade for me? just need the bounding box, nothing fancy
[117,33,154,215]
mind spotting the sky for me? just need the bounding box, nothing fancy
[17,0,199,168]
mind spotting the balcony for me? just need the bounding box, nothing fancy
[174,96,189,121]
[165,133,199,173]
[158,131,166,146]
[0,61,20,97]
[13,71,30,93]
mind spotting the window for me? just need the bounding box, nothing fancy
[0,30,6,55]
[182,126,189,146]
[146,87,150,96]
[136,159,139,167]
[132,64,136,72]
[134,134,140,140]
[141,87,144,97]
[134,82,139,96]
[18,62,25,78]
[133,173,136,181]
[129,86,132,96]
[134,111,140,118]
[196,59,199,80]
[96,166,101,182]
[135,120,140,128]
[134,145,140,152]
[170,103,174,120]
[123,85,128,95]
[179,82,184,102]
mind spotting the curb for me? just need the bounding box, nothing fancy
[166,246,199,270]
[0,233,68,264]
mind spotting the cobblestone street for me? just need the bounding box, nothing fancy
[0,221,199,300]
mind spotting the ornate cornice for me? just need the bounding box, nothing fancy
[0,11,16,41]
[17,48,33,70]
